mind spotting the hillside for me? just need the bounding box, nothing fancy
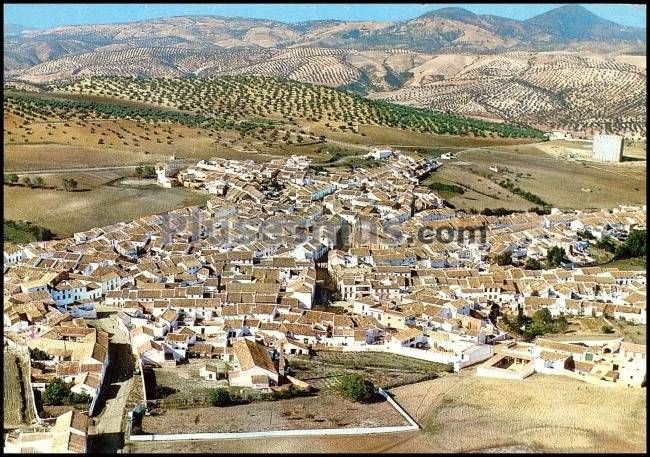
[3,6,646,136]
[369,51,647,137]
[5,75,543,139]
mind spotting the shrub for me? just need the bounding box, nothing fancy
[208,388,233,406]
[494,251,512,266]
[62,177,78,192]
[43,378,71,406]
[524,258,543,270]
[338,374,376,403]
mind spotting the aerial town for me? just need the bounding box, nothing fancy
[3,3,647,455]
[4,149,646,452]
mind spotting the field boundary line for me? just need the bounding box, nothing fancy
[128,389,418,443]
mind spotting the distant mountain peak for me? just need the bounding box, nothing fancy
[417,7,479,21]
[525,4,644,41]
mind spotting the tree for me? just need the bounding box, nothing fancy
[135,165,156,179]
[601,324,614,334]
[615,229,646,259]
[5,173,18,184]
[208,388,233,406]
[22,176,32,187]
[596,236,617,254]
[488,302,500,323]
[33,176,45,188]
[43,378,71,405]
[338,374,376,403]
[524,258,543,270]
[494,251,512,266]
[30,348,52,361]
[62,177,78,192]
[532,308,553,327]
[546,246,566,268]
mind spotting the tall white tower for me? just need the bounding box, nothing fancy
[592,134,623,162]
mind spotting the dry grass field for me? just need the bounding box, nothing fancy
[150,361,224,403]
[435,143,646,210]
[3,352,34,428]
[3,352,26,427]
[391,371,646,453]
[3,180,208,237]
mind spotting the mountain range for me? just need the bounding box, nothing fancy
[4,5,645,73]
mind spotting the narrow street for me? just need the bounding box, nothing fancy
[87,314,135,453]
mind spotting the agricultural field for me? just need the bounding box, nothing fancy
[3,352,33,428]
[430,142,646,211]
[371,52,647,137]
[561,316,646,344]
[141,393,407,435]
[3,178,208,238]
[287,350,452,391]
[47,75,544,139]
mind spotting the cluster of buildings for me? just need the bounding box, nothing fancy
[478,337,646,388]
[3,152,647,452]
[546,131,626,162]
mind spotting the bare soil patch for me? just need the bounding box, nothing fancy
[141,392,407,435]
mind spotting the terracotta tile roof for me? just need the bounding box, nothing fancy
[232,338,277,374]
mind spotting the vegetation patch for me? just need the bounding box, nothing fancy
[4,219,54,244]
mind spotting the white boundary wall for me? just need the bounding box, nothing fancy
[129,388,418,442]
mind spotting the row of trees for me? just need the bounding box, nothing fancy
[5,173,44,188]
[499,179,549,207]
[49,75,545,139]
[4,173,78,192]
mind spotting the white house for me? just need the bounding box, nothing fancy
[228,338,280,390]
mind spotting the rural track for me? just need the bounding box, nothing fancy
[4,165,140,175]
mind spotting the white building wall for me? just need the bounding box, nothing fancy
[592,134,623,162]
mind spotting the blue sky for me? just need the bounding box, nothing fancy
[4,3,647,29]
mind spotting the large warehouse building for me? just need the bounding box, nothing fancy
[592,134,624,162]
